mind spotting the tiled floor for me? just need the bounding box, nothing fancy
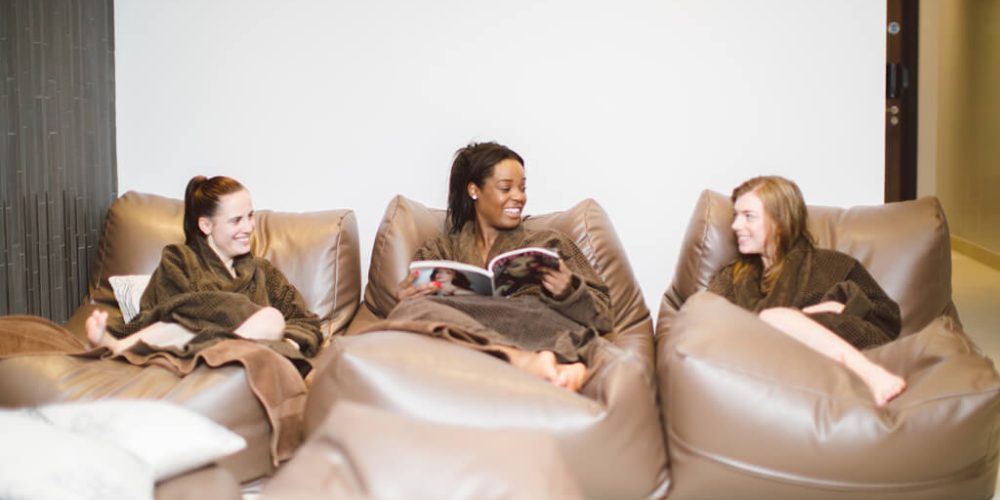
[242,251,1000,499]
[952,251,1000,363]
[950,251,1000,499]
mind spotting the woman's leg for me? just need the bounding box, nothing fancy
[234,306,285,341]
[758,307,906,406]
[85,310,195,355]
[87,306,287,355]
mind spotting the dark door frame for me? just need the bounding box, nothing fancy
[885,0,919,202]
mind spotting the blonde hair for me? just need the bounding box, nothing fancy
[730,175,814,292]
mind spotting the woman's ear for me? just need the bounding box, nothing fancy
[467,182,479,201]
[198,216,213,236]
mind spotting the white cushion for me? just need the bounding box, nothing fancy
[0,410,154,500]
[109,274,151,323]
[26,399,247,481]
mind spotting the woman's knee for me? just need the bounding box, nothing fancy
[258,307,286,331]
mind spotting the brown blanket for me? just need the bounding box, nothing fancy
[0,315,305,466]
[360,223,613,365]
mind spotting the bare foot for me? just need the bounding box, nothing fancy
[553,362,588,392]
[85,310,119,353]
[507,350,588,392]
[510,349,560,384]
[845,356,907,406]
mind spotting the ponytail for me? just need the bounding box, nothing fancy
[182,175,245,244]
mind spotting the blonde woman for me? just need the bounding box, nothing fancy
[709,176,906,406]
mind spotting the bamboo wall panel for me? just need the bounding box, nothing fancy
[0,0,117,322]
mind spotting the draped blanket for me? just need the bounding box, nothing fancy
[0,315,306,466]
[709,239,901,349]
[357,223,613,365]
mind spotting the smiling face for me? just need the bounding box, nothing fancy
[198,189,255,263]
[731,190,772,261]
[468,158,526,232]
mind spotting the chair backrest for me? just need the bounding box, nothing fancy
[662,190,955,336]
[362,196,650,337]
[81,191,362,338]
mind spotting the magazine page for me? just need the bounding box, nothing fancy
[488,247,560,297]
[409,260,494,296]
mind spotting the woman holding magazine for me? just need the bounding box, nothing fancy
[393,141,613,392]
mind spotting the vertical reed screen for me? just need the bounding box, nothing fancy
[0,0,117,322]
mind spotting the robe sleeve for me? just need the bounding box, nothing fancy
[537,234,613,334]
[805,261,901,349]
[261,259,323,357]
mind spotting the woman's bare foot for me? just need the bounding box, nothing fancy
[85,310,118,352]
[553,362,588,392]
[507,350,587,392]
[845,356,907,406]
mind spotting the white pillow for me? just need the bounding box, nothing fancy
[26,400,247,481]
[109,274,151,323]
[0,410,154,500]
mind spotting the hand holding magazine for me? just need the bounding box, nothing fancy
[409,247,561,297]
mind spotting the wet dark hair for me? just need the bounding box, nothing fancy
[183,175,246,245]
[447,142,524,234]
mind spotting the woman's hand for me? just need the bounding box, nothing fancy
[540,260,574,301]
[396,269,440,301]
[802,301,845,315]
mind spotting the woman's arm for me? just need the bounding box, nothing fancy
[537,236,613,333]
[262,261,323,357]
[804,262,901,349]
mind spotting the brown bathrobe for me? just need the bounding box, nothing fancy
[0,237,322,465]
[109,235,322,371]
[363,222,613,365]
[709,238,901,349]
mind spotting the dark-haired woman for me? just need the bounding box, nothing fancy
[85,176,321,371]
[709,175,906,406]
[393,142,613,392]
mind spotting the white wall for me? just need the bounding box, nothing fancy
[115,0,886,313]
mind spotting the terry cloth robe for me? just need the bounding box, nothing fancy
[108,235,322,372]
[708,238,901,349]
[362,222,613,365]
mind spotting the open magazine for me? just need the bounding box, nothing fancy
[409,247,560,297]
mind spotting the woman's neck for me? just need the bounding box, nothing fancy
[474,222,498,262]
[206,239,237,277]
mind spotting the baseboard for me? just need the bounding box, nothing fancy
[951,235,1000,271]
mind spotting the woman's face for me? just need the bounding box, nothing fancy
[433,268,456,282]
[468,158,526,232]
[199,189,255,261]
[731,191,770,257]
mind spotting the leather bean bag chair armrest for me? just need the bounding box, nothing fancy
[656,190,1000,499]
[0,191,363,483]
[661,292,1000,499]
[307,195,668,498]
[263,401,584,500]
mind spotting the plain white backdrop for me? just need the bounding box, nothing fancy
[115,0,886,313]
